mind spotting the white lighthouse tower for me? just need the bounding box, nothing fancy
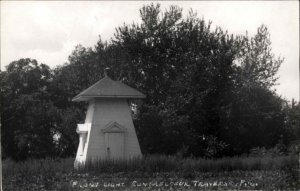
[72,72,145,167]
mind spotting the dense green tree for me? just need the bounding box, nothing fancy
[1,59,58,160]
[108,4,240,157]
[48,45,104,157]
[1,4,294,160]
[49,3,288,157]
[283,100,300,146]
[220,25,286,155]
[235,25,283,89]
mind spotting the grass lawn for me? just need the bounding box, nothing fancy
[2,155,299,190]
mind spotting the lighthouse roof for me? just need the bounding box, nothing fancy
[72,76,146,101]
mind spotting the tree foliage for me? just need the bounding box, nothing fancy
[1,3,298,160]
[235,25,283,89]
[1,59,57,160]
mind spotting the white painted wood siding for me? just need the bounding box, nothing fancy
[75,98,142,166]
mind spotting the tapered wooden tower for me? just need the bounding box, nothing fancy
[73,73,145,167]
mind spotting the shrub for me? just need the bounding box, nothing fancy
[249,146,286,157]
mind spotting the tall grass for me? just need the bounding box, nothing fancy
[3,155,298,191]
[2,154,298,176]
[2,157,74,177]
[78,154,299,174]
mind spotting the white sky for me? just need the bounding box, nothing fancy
[1,1,299,101]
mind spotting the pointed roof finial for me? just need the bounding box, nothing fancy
[104,67,110,77]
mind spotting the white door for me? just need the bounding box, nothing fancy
[106,133,124,159]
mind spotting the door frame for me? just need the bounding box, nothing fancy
[101,121,126,159]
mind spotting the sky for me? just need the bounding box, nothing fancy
[1,1,299,101]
